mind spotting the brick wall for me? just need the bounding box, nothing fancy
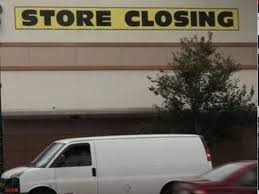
[2,117,256,169]
[3,117,151,169]
[210,127,257,167]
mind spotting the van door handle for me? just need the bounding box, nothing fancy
[92,167,96,177]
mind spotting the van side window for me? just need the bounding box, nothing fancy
[52,143,92,167]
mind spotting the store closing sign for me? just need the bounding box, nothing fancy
[15,7,239,30]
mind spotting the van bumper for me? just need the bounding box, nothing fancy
[0,191,26,193]
[0,193,27,194]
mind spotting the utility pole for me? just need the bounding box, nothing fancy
[0,3,4,172]
[0,70,3,174]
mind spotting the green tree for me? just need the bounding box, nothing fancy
[148,32,255,141]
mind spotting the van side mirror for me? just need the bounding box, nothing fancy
[51,154,66,167]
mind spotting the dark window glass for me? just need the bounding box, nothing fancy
[53,144,92,167]
[238,167,257,187]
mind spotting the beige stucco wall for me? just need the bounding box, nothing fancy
[0,0,256,113]
[0,46,256,70]
[0,45,256,113]
[1,45,257,66]
[1,70,256,114]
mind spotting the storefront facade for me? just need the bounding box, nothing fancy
[0,0,257,168]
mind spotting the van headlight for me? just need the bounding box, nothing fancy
[4,178,20,194]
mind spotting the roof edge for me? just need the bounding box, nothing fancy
[2,108,157,119]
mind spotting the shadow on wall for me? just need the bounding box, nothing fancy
[210,127,257,167]
[2,117,257,169]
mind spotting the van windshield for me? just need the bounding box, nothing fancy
[30,143,65,168]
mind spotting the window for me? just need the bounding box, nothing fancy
[30,143,65,168]
[238,167,257,187]
[52,143,92,167]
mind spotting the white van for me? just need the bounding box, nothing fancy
[1,134,212,194]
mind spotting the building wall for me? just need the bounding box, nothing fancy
[0,0,257,169]
[0,0,256,114]
[3,117,152,168]
[3,118,256,169]
[1,70,257,113]
[210,127,257,166]
[0,45,256,70]
[0,0,256,43]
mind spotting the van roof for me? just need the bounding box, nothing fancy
[55,134,199,144]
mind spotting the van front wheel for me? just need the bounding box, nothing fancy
[160,182,181,194]
[30,187,56,194]
[161,183,175,194]
[162,188,173,194]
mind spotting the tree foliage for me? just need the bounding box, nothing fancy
[148,32,256,139]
